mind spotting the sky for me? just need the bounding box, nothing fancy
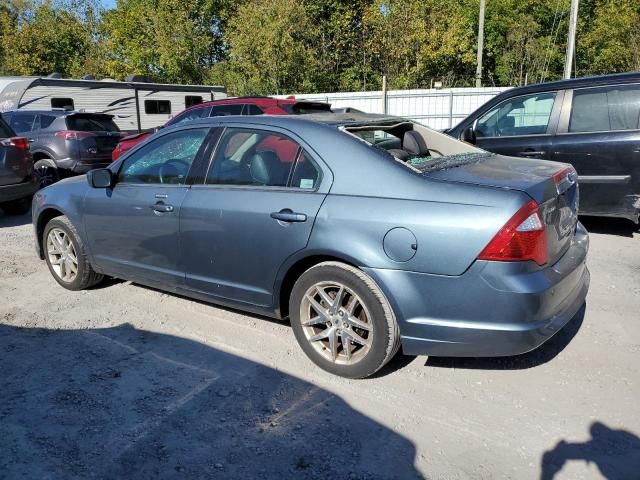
[101,0,116,9]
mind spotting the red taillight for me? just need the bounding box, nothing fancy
[0,136,29,150]
[478,200,547,266]
[55,130,96,140]
[552,166,575,185]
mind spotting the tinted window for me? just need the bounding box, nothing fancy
[570,85,640,133]
[119,128,208,185]
[476,92,556,138]
[245,104,264,115]
[206,128,299,187]
[185,95,203,108]
[51,98,74,110]
[9,113,37,134]
[0,116,14,138]
[66,115,120,132]
[291,151,321,189]
[167,106,212,126]
[145,100,171,115]
[210,104,244,116]
[38,114,56,129]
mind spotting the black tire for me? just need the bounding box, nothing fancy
[1,196,31,215]
[289,261,400,379]
[34,159,59,188]
[43,215,103,290]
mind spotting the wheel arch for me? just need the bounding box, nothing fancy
[35,207,65,259]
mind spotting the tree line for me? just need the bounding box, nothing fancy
[1,0,638,95]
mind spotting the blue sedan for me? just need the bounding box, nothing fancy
[32,112,589,378]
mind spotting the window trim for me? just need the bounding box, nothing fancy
[200,125,324,192]
[473,90,562,139]
[556,83,640,135]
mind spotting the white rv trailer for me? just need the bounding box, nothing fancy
[0,76,227,133]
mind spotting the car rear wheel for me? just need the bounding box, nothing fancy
[43,216,103,290]
[34,159,59,188]
[0,197,31,215]
[289,261,400,379]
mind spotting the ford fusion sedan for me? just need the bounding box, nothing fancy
[32,112,589,378]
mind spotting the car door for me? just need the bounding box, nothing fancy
[472,90,562,161]
[179,125,330,307]
[551,83,640,218]
[83,126,212,288]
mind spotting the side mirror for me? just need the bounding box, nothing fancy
[87,168,113,188]
[461,126,476,145]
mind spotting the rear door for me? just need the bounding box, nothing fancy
[179,125,330,307]
[472,90,562,161]
[552,83,640,219]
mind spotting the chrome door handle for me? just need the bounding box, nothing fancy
[150,203,174,213]
[270,209,307,222]
[518,150,546,157]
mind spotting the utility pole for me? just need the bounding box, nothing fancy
[475,0,485,88]
[564,0,579,79]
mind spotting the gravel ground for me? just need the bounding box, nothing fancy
[1,211,639,480]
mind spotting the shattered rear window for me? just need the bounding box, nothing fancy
[406,152,494,173]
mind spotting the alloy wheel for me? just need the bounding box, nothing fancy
[36,164,58,188]
[46,228,79,283]
[300,282,373,365]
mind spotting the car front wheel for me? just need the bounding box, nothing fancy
[289,261,400,379]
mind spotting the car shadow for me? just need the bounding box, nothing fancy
[425,303,586,371]
[0,211,31,228]
[0,323,422,479]
[540,422,640,479]
[580,216,639,238]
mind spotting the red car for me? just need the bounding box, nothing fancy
[111,96,331,161]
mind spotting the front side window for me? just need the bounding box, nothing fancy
[51,98,74,110]
[119,128,208,185]
[476,92,557,138]
[206,128,303,187]
[167,106,212,127]
[570,84,640,133]
[145,100,171,115]
[9,113,37,134]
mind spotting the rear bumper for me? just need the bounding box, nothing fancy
[364,223,590,357]
[0,174,39,203]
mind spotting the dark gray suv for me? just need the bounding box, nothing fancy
[0,114,37,215]
[3,110,122,187]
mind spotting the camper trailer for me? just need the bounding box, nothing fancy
[0,76,227,133]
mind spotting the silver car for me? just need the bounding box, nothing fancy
[32,112,589,378]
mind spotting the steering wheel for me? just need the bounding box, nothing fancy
[159,159,189,184]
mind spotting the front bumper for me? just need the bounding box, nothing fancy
[0,174,39,203]
[364,223,590,357]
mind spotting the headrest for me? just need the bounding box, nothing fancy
[387,148,410,161]
[403,131,429,156]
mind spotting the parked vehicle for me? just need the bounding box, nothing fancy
[0,114,37,215]
[447,72,640,222]
[3,110,123,187]
[33,112,589,378]
[111,96,332,160]
[0,75,226,133]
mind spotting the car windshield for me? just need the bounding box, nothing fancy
[66,115,120,132]
[345,123,492,173]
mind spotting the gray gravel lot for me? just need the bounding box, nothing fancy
[1,211,639,479]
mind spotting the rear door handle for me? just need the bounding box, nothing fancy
[270,209,307,223]
[150,203,174,213]
[518,150,546,157]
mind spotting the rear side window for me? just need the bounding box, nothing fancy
[291,151,321,189]
[66,115,120,132]
[245,104,264,115]
[570,85,640,133]
[0,116,14,138]
[51,98,74,110]
[167,106,212,126]
[38,114,56,129]
[9,113,37,134]
[210,104,244,116]
[145,100,171,115]
[185,95,203,108]
[206,128,301,187]
[476,92,556,138]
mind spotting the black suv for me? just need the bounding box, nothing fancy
[448,72,640,222]
[0,114,37,215]
[3,110,122,186]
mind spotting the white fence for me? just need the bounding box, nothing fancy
[286,87,511,130]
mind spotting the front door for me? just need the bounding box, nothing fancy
[180,126,329,307]
[83,127,211,288]
[473,90,561,161]
[552,84,640,218]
